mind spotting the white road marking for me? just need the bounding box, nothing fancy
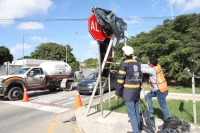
[0,101,70,113]
[29,91,68,100]
[54,98,76,104]
[62,98,87,105]
[35,97,66,103]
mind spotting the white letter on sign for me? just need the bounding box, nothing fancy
[91,21,95,31]
[95,22,99,32]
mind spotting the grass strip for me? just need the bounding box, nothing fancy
[103,98,200,125]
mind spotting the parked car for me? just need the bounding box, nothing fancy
[76,72,117,95]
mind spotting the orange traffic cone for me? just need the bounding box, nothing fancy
[74,90,82,110]
[22,88,30,102]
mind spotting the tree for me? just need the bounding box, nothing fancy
[84,58,98,67]
[30,42,79,68]
[17,55,31,60]
[0,46,13,65]
[113,13,200,85]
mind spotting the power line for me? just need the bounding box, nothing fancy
[0,16,174,21]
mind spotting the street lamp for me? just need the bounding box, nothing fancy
[66,31,78,63]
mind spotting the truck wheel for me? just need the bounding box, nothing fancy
[63,82,73,91]
[8,87,23,101]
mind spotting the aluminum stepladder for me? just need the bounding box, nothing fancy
[85,35,120,117]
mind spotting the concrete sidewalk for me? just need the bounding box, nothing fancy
[52,91,200,133]
[76,106,200,133]
[75,92,200,133]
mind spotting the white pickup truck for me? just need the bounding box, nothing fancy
[0,61,74,101]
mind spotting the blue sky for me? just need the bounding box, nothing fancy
[0,0,200,62]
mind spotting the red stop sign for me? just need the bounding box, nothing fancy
[88,14,106,41]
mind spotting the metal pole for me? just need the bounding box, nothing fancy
[171,4,174,20]
[108,72,112,110]
[66,42,69,63]
[6,62,8,75]
[98,41,103,118]
[191,49,197,124]
[23,34,24,67]
[66,31,78,63]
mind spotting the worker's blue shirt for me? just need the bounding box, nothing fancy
[115,58,142,102]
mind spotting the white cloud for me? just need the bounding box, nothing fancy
[167,0,200,11]
[167,0,185,5]
[124,16,143,24]
[110,0,120,13]
[86,40,98,58]
[87,49,97,58]
[17,21,44,30]
[10,43,32,54]
[80,33,92,39]
[31,36,47,42]
[152,0,160,8]
[90,40,97,47]
[0,0,53,25]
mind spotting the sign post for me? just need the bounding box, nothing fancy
[88,14,106,118]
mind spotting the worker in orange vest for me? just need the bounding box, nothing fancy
[141,57,169,126]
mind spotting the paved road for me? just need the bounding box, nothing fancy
[0,88,113,110]
[0,88,115,133]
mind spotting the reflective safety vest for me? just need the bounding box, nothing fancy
[150,65,168,93]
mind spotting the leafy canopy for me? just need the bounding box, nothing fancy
[30,42,79,68]
[84,58,98,67]
[113,13,200,85]
[0,46,13,65]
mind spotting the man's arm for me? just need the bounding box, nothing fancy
[141,64,155,75]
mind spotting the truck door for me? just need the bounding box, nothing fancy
[25,68,45,86]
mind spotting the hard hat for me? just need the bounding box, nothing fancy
[122,46,134,56]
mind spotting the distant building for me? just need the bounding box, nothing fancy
[79,62,86,67]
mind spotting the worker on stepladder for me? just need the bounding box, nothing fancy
[115,45,142,133]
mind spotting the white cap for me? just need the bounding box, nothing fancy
[122,46,134,56]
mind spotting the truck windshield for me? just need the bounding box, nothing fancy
[12,68,30,75]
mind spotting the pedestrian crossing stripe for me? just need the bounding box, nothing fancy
[0,101,70,113]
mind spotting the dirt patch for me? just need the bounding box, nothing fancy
[72,121,83,133]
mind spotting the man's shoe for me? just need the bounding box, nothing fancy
[127,132,133,133]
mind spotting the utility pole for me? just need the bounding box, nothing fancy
[171,4,174,20]
[66,43,67,63]
[66,31,78,63]
[191,49,197,124]
[23,34,24,67]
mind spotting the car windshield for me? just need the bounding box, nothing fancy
[12,68,30,75]
[85,73,98,80]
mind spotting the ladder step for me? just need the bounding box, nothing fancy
[112,46,116,50]
[104,67,111,69]
[91,102,100,107]
[105,61,120,64]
